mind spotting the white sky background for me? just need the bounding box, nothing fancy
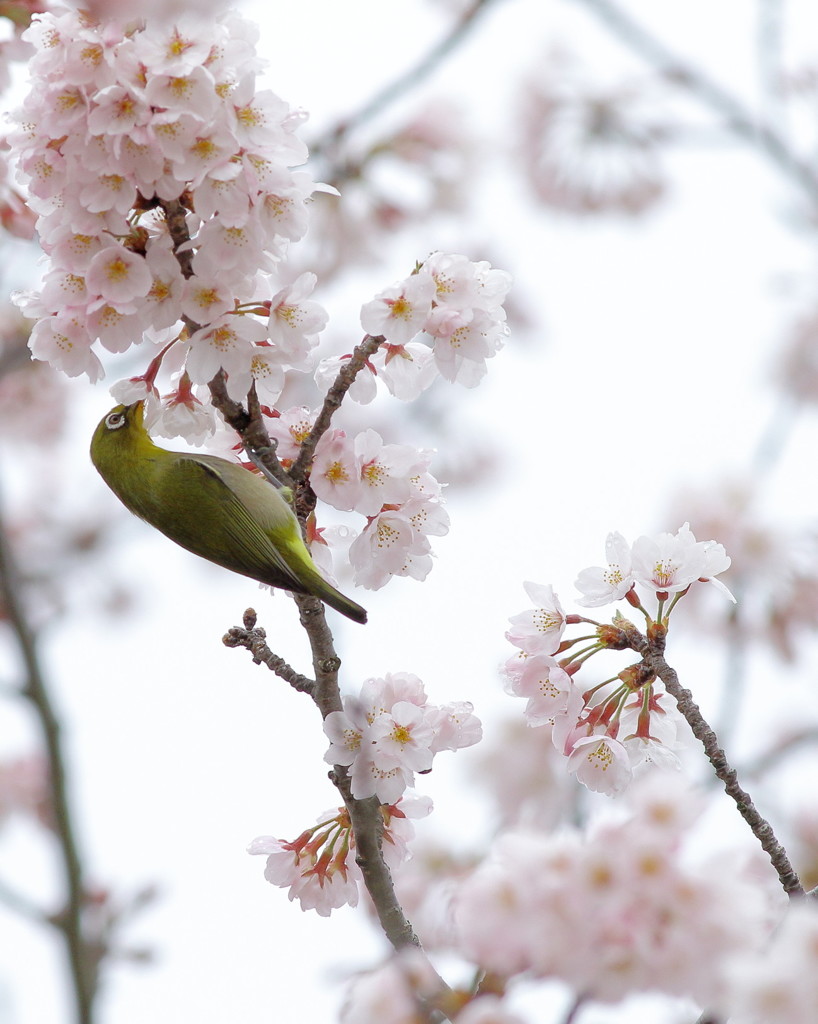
[3,0,818,1022]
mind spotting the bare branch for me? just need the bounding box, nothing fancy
[223,608,315,694]
[741,727,818,780]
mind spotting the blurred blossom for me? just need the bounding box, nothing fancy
[1,484,134,627]
[0,309,69,442]
[390,845,478,950]
[305,101,475,279]
[454,775,777,1006]
[723,902,818,1024]
[0,755,51,830]
[667,481,818,662]
[82,0,229,23]
[778,307,818,404]
[470,718,575,829]
[339,947,443,1024]
[520,52,667,216]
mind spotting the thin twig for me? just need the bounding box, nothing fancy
[739,726,818,781]
[222,608,315,694]
[0,494,98,1023]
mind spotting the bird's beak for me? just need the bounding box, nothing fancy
[128,400,146,426]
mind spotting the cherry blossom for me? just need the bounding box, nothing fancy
[360,272,436,345]
[11,8,321,405]
[354,429,428,518]
[314,353,379,404]
[266,272,327,367]
[631,522,735,601]
[575,524,735,607]
[323,674,481,804]
[249,796,432,916]
[349,506,432,590]
[374,341,438,400]
[565,733,632,794]
[311,429,362,511]
[264,405,315,464]
[185,313,269,400]
[503,556,701,794]
[503,652,575,726]
[85,245,153,305]
[575,530,634,607]
[358,255,510,387]
[506,581,566,655]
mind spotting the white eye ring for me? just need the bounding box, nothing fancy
[105,412,126,430]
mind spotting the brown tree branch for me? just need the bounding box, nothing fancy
[629,629,805,897]
[223,597,429,953]
[0,495,99,1023]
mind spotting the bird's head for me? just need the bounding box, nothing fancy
[90,400,153,471]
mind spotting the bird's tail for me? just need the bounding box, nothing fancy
[314,578,368,624]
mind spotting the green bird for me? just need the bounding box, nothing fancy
[90,401,367,624]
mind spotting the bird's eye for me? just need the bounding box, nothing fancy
[105,412,126,430]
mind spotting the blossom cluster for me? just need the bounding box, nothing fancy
[323,672,482,804]
[574,522,735,608]
[0,754,50,830]
[453,777,773,1007]
[308,426,447,589]
[10,9,323,419]
[503,524,734,794]
[8,8,512,597]
[248,794,431,918]
[353,252,511,390]
[0,1,39,241]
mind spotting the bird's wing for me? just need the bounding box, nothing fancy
[158,454,306,590]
